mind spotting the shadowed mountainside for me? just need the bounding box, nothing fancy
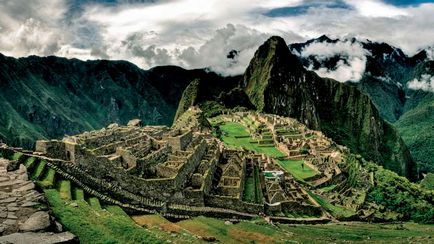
[0,54,231,148]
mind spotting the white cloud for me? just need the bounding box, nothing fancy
[299,40,370,82]
[408,74,434,93]
[345,0,408,18]
[1,0,434,76]
[0,0,67,56]
[426,47,434,61]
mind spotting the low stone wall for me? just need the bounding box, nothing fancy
[167,203,257,220]
[280,201,322,216]
[172,140,207,188]
[205,195,263,214]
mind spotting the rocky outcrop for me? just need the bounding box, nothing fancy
[0,158,76,241]
[241,36,415,179]
[19,211,51,232]
[174,76,253,121]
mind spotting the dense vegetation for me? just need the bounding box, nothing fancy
[357,159,434,223]
[395,95,434,173]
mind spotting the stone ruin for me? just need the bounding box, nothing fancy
[0,108,341,224]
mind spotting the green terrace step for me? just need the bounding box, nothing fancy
[39,168,56,188]
[24,157,37,168]
[31,160,47,180]
[105,205,129,218]
[58,180,72,200]
[73,188,85,201]
[88,197,102,210]
[11,152,23,161]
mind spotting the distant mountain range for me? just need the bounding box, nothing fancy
[1,35,432,179]
[289,35,434,173]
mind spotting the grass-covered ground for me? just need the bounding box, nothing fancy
[45,189,162,244]
[219,122,285,157]
[133,215,434,243]
[277,159,318,181]
[242,166,263,203]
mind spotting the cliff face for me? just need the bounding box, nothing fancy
[242,36,415,179]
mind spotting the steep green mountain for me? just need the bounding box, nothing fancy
[289,36,433,174]
[395,61,434,173]
[0,54,228,148]
[289,35,418,123]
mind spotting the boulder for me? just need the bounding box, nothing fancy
[127,119,142,127]
[19,211,51,232]
[0,232,78,244]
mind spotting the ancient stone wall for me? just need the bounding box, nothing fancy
[35,140,67,161]
[136,145,170,175]
[205,195,263,214]
[166,130,193,151]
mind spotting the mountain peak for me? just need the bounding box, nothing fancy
[242,36,304,111]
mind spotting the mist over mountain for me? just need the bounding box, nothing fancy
[289,35,434,173]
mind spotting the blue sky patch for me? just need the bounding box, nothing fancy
[265,0,351,17]
[383,0,434,6]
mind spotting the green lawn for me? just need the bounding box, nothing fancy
[242,174,256,202]
[58,180,72,200]
[11,152,23,160]
[320,184,337,192]
[218,122,285,157]
[31,160,46,180]
[44,189,161,244]
[39,168,56,188]
[217,122,319,181]
[242,166,263,204]
[277,159,318,181]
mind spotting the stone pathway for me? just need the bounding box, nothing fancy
[0,158,44,235]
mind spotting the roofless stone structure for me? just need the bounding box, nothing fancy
[1,108,375,223]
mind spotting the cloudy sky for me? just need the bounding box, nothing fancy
[1,0,434,76]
